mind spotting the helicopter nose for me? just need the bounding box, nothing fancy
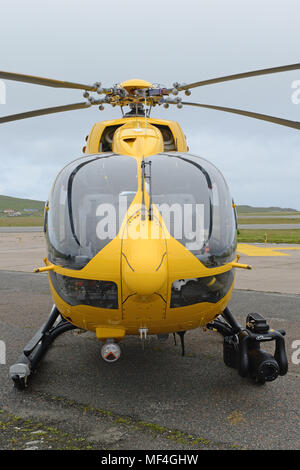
[121,220,167,296]
[122,240,167,295]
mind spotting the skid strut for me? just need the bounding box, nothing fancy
[207,307,288,384]
[10,305,76,390]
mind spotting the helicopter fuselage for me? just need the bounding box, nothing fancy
[43,116,240,342]
[5,68,292,385]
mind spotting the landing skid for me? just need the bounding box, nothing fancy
[10,305,76,390]
[10,304,288,389]
[207,307,288,384]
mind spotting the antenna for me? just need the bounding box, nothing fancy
[141,158,152,221]
[144,95,147,132]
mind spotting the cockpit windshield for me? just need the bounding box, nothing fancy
[149,153,237,267]
[46,152,236,271]
[46,154,138,269]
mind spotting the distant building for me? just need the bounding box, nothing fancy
[3,209,22,217]
[8,211,22,217]
[23,208,39,212]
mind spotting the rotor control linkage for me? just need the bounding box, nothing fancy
[9,305,76,390]
[1,64,300,129]
[207,308,288,384]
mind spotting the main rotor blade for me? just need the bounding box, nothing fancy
[0,102,91,124]
[181,101,300,130]
[178,63,300,91]
[0,71,97,91]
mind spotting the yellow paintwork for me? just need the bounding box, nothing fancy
[237,243,289,257]
[85,117,188,154]
[45,112,237,341]
[112,121,164,157]
[34,264,55,273]
[229,262,252,270]
[119,79,153,90]
[96,327,126,341]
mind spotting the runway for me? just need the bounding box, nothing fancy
[0,227,43,233]
[0,235,299,450]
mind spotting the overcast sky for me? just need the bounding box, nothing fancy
[0,0,299,208]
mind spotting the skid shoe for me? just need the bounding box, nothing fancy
[207,308,288,384]
[10,305,76,390]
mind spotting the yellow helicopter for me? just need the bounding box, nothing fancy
[2,64,299,389]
